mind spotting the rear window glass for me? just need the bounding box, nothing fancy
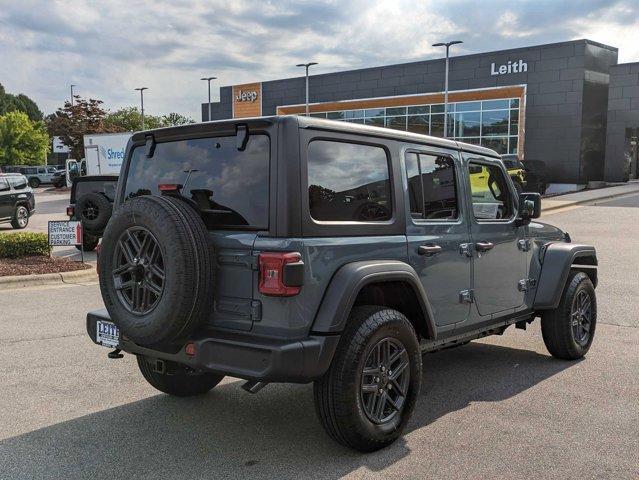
[124,134,270,230]
[308,140,391,222]
[8,175,28,189]
[75,181,117,202]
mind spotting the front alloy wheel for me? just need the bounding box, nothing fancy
[112,226,165,315]
[571,290,593,346]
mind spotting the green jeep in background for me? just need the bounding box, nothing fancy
[86,116,598,452]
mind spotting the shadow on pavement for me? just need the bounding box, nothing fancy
[0,342,575,479]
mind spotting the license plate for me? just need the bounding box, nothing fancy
[96,320,120,348]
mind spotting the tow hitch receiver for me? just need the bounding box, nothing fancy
[108,348,124,359]
[242,380,268,394]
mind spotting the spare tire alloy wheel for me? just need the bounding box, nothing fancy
[77,193,112,233]
[113,227,165,315]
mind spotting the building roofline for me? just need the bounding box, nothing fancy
[216,38,618,90]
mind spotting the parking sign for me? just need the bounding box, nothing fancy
[48,221,83,246]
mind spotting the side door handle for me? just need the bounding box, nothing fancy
[418,244,443,256]
[475,241,495,252]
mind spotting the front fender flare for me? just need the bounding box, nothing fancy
[310,260,437,339]
[533,243,597,310]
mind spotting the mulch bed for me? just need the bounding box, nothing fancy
[0,255,91,277]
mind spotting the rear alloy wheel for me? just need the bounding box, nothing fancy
[11,205,29,229]
[28,177,40,188]
[314,306,421,452]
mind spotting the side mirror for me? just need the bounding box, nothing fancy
[517,192,541,225]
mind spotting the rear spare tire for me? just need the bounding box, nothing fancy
[76,193,112,233]
[98,195,214,345]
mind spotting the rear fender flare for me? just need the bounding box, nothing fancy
[310,260,437,339]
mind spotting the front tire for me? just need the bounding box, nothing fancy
[11,205,29,229]
[313,306,421,452]
[541,271,596,360]
[29,177,40,188]
[137,355,224,397]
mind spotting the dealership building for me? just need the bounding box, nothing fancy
[203,39,639,188]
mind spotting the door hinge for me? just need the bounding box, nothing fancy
[518,278,536,292]
[517,239,531,252]
[459,243,473,257]
[459,289,474,304]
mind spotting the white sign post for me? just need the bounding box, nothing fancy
[48,221,84,262]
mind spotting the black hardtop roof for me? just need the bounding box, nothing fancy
[131,115,501,159]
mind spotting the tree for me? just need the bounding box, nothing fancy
[0,83,43,121]
[0,111,50,166]
[161,112,195,126]
[46,96,116,159]
[104,107,164,132]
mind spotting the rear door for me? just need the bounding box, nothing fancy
[0,178,12,219]
[122,131,273,332]
[464,154,527,318]
[404,148,471,330]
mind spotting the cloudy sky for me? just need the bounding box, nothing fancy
[1,0,639,120]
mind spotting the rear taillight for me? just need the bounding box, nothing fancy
[66,206,74,217]
[95,244,102,274]
[258,252,304,297]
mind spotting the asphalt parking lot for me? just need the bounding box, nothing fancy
[0,194,637,479]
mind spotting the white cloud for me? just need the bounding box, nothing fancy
[1,0,638,120]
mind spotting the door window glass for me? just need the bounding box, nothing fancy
[405,152,459,221]
[308,140,391,222]
[0,178,9,192]
[468,161,513,220]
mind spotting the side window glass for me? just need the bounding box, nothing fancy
[468,161,513,220]
[308,140,391,222]
[38,168,46,174]
[0,179,9,192]
[404,152,459,221]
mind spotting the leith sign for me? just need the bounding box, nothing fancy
[491,59,528,76]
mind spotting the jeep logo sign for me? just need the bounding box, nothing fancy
[235,90,258,103]
[491,59,528,76]
[232,82,262,118]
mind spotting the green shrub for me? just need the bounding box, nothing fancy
[0,232,50,258]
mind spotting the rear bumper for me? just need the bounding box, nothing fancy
[86,309,340,383]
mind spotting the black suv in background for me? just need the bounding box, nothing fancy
[0,173,35,229]
[67,176,118,250]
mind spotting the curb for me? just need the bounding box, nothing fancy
[542,187,639,212]
[0,265,97,290]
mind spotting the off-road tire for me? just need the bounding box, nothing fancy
[28,177,40,188]
[541,271,596,360]
[313,306,422,452]
[76,233,99,252]
[76,193,112,233]
[99,195,214,345]
[137,355,224,397]
[10,205,29,229]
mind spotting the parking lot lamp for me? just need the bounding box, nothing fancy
[200,76,217,122]
[134,87,148,130]
[432,40,463,138]
[70,84,75,106]
[296,62,318,116]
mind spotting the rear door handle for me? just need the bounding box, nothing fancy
[475,241,495,252]
[418,244,443,256]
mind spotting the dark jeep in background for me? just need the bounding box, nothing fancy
[67,175,118,251]
[87,116,598,452]
[0,173,35,229]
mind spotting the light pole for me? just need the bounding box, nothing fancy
[135,87,148,130]
[432,40,463,138]
[296,62,318,116]
[200,76,217,121]
[70,84,75,106]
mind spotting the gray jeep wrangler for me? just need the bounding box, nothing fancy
[87,116,597,452]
